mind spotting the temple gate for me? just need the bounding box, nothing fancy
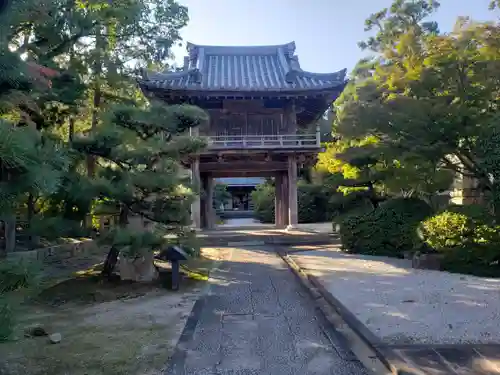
[140,42,346,229]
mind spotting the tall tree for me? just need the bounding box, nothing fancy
[72,101,207,281]
[332,1,499,210]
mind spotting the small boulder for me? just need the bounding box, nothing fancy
[412,252,442,270]
[49,333,62,344]
[24,325,48,338]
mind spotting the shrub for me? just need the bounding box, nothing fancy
[297,183,331,223]
[0,260,40,294]
[252,182,334,224]
[0,260,40,342]
[340,197,433,257]
[329,191,375,224]
[420,205,500,276]
[251,183,275,223]
[0,298,14,342]
[420,204,497,250]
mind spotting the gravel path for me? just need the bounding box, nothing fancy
[290,246,500,345]
[164,246,368,375]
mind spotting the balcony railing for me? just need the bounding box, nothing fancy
[205,133,320,150]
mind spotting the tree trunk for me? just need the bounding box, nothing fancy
[367,182,379,208]
[68,116,75,143]
[26,193,40,247]
[102,245,120,280]
[4,217,16,254]
[87,26,103,178]
[118,204,129,227]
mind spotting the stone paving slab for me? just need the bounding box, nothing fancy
[164,246,367,375]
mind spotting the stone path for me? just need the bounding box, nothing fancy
[164,246,368,375]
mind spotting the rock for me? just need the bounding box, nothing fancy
[24,324,48,337]
[412,252,442,270]
[118,253,158,282]
[49,333,62,344]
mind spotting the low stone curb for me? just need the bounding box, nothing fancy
[199,233,339,247]
[278,251,398,375]
[7,238,97,263]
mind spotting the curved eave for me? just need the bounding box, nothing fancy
[138,80,347,97]
[144,68,200,82]
[288,68,347,82]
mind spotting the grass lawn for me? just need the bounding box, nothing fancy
[0,248,219,375]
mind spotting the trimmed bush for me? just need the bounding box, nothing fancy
[329,192,376,224]
[420,205,500,276]
[297,183,331,223]
[340,197,433,257]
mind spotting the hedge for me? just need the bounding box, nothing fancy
[340,197,433,257]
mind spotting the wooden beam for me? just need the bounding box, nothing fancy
[209,171,276,178]
[200,161,287,173]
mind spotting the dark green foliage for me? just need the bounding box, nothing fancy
[100,227,165,258]
[251,182,335,224]
[251,183,275,223]
[0,300,13,342]
[0,259,39,294]
[72,101,208,269]
[297,184,331,223]
[329,191,377,223]
[27,215,89,240]
[0,259,40,341]
[340,197,433,257]
[213,183,231,210]
[420,206,500,276]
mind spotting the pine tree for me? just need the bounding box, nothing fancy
[72,100,208,281]
[0,48,70,255]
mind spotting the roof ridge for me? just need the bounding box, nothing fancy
[186,41,295,51]
[186,41,296,57]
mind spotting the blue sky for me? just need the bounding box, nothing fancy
[172,0,495,74]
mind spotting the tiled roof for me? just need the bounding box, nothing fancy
[141,42,346,93]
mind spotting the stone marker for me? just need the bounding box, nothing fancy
[49,333,62,344]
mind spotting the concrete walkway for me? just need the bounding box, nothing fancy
[164,246,367,375]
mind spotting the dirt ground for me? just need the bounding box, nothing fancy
[0,247,225,375]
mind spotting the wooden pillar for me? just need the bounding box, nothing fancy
[205,175,215,229]
[282,170,289,227]
[274,174,281,227]
[275,173,285,228]
[287,155,298,229]
[191,158,201,229]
